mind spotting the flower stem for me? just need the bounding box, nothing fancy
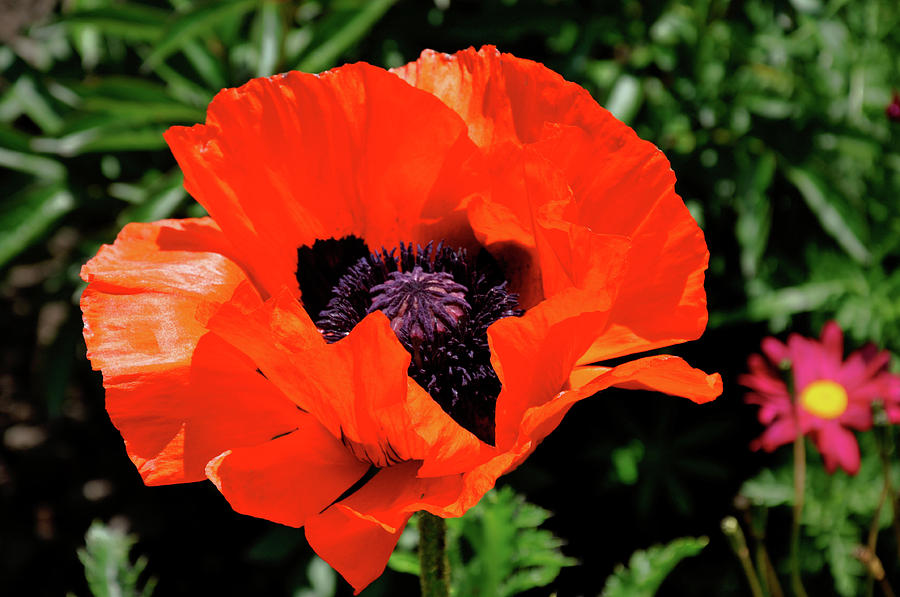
[737,497,784,597]
[791,434,809,597]
[855,545,897,597]
[722,516,766,597]
[417,511,450,597]
[864,474,888,597]
[875,424,900,557]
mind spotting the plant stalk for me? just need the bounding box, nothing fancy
[791,434,809,597]
[722,516,766,597]
[875,424,900,556]
[417,511,450,597]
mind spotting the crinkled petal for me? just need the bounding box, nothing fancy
[489,272,718,448]
[305,461,466,594]
[205,417,370,527]
[396,47,709,360]
[488,290,611,449]
[571,357,721,403]
[81,219,302,484]
[208,292,492,472]
[517,355,720,446]
[165,63,479,299]
[305,506,408,595]
[393,46,610,150]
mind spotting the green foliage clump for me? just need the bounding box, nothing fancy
[600,536,709,597]
[389,486,576,596]
[740,431,900,596]
[76,521,156,597]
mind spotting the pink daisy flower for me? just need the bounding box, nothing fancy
[741,321,899,474]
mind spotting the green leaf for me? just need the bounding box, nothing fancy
[33,126,168,155]
[386,550,419,575]
[255,1,284,77]
[0,146,66,181]
[785,165,871,265]
[294,557,337,597]
[0,185,74,269]
[606,74,643,124]
[387,488,575,596]
[78,521,156,597]
[600,536,709,597]
[297,0,398,73]
[141,0,258,71]
[117,170,186,225]
[740,467,794,507]
[77,97,205,123]
[182,39,227,90]
[799,431,900,596]
[449,487,576,597]
[7,76,64,134]
[143,58,215,106]
[59,4,168,42]
[746,280,847,324]
[735,149,775,280]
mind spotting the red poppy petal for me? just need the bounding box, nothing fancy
[563,132,709,362]
[205,418,370,527]
[81,219,301,484]
[571,357,721,403]
[445,439,536,516]
[517,355,720,446]
[306,461,472,593]
[207,292,491,472]
[333,462,463,531]
[397,47,710,360]
[305,506,409,595]
[488,290,612,449]
[393,46,603,150]
[165,63,478,299]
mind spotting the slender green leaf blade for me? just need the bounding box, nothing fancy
[59,4,168,41]
[0,147,66,180]
[785,165,871,264]
[255,1,284,77]
[142,0,258,71]
[298,0,398,73]
[0,185,75,269]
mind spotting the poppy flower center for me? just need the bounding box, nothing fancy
[369,267,470,344]
[800,379,848,419]
[296,238,522,445]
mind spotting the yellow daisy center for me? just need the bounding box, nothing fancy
[800,379,848,419]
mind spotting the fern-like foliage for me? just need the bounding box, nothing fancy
[600,536,708,597]
[388,486,576,596]
[77,521,156,597]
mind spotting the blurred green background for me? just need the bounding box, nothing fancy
[1,0,899,595]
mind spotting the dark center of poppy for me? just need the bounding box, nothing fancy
[369,267,470,345]
[296,238,522,445]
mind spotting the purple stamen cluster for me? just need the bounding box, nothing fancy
[297,239,522,444]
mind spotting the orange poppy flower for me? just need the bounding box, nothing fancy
[81,46,722,592]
